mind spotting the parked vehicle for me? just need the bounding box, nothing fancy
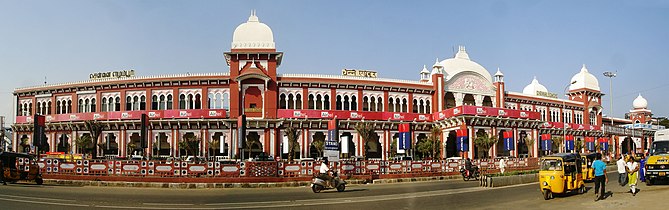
[646,129,669,185]
[539,153,585,200]
[311,171,347,193]
[0,152,43,185]
[580,153,596,182]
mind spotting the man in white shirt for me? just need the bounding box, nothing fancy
[499,158,507,174]
[319,158,332,186]
[617,155,627,186]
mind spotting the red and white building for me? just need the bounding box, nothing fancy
[11,13,654,160]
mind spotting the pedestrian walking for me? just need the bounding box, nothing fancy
[617,155,628,186]
[626,155,640,196]
[592,153,608,201]
[499,158,507,174]
[639,154,646,182]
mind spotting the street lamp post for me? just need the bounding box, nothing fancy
[603,71,616,155]
[564,81,577,153]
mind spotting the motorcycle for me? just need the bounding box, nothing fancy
[311,171,347,193]
[459,166,480,181]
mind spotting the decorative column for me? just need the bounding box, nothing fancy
[474,95,484,107]
[455,93,464,107]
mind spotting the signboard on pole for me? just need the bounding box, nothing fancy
[324,119,340,162]
[398,124,411,152]
[33,114,45,148]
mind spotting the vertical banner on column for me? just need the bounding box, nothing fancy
[398,124,411,153]
[585,137,595,152]
[503,131,514,151]
[33,114,46,148]
[325,119,339,162]
[599,138,609,152]
[456,129,469,152]
[541,134,552,151]
[237,115,246,158]
[141,114,149,149]
[565,135,574,151]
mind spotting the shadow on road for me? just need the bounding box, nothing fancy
[321,189,367,193]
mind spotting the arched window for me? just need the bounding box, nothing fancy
[343,96,350,110]
[115,96,121,111]
[279,93,287,109]
[215,93,222,109]
[152,95,158,110]
[377,96,383,112]
[47,101,52,114]
[107,97,113,111]
[413,99,419,113]
[167,95,173,110]
[308,94,315,109]
[287,94,294,109]
[102,98,108,112]
[57,100,62,114]
[36,102,41,115]
[369,97,376,111]
[395,98,401,112]
[90,99,95,112]
[222,93,229,110]
[402,98,408,113]
[66,100,71,114]
[133,96,140,111]
[388,97,395,112]
[336,95,342,110]
[295,94,302,109]
[208,93,214,109]
[324,95,330,110]
[362,96,369,111]
[78,99,84,113]
[140,95,146,110]
[85,99,91,112]
[351,95,357,111]
[179,94,186,109]
[194,94,201,109]
[425,100,431,113]
[126,96,132,111]
[316,95,322,110]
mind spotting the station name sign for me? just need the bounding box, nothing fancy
[342,69,378,78]
[90,70,136,80]
[536,91,558,98]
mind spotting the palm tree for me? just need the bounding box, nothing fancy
[575,139,584,154]
[75,135,93,155]
[524,136,535,158]
[285,126,300,161]
[552,136,564,154]
[354,122,376,159]
[429,126,442,159]
[474,131,497,159]
[208,138,220,159]
[416,138,433,160]
[312,139,325,158]
[84,120,103,158]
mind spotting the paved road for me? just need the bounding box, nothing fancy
[1,172,668,210]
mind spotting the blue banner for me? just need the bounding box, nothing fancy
[504,138,514,151]
[399,132,411,150]
[542,140,553,151]
[565,140,574,151]
[600,142,609,152]
[586,142,595,151]
[457,136,469,152]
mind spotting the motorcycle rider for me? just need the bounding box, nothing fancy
[319,158,333,187]
[465,158,475,177]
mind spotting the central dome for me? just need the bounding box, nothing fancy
[231,11,275,50]
[523,77,548,95]
[439,46,492,82]
[633,94,648,109]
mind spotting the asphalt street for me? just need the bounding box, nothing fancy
[1,172,668,210]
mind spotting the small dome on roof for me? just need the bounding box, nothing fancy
[569,64,600,91]
[633,94,648,109]
[523,77,548,95]
[494,68,504,77]
[420,65,430,74]
[232,11,275,50]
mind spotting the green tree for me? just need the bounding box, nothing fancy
[552,136,564,154]
[285,126,300,161]
[208,138,220,158]
[354,122,376,159]
[126,142,137,156]
[75,135,93,155]
[474,131,497,159]
[84,120,103,158]
[428,126,442,159]
[575,138,584,154]
[416,137,433,160]
[312,139,325,158]
[179,136,199,158]
[389,137,398,159]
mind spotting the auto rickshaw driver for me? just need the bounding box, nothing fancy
[539,153,586,200]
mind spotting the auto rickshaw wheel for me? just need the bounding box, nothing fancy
[578,185,585,194]
[646,179,653,186]
[36,178,43,185]
[543,189,552,200]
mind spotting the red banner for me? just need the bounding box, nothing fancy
[585,137,595,142]
[541,134,552,141]
[398,124,411,133]
[456,129,468,137]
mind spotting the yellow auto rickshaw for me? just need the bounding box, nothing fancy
[539,153,585,200]
[580,153,597,181]
[0,152,43,185]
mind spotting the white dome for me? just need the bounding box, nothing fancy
[523,77,549,95]
[439,46,492,82]
[633,94,648,109]
[231,11,275,50]
[420,65,430,74]
[569,64,600,91]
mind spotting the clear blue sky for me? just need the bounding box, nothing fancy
[1,0,668,124]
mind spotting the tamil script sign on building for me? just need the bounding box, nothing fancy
[90,70,136,80]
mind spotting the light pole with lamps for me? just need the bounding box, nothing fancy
[564,80,577,153]
[603,71,616,155]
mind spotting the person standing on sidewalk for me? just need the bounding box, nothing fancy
[593,153,608,201]
[639,154,646,182]
[617,155,628,186]
[626,155,640,196]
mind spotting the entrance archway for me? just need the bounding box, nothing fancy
[340,132,355,158]
[57,134,70,153]
[365,132,381,159]
[243,132,263,159]
[621,137,636,155]
[153,133,170,157]
[309,132,326,158]
[446,130,457,158]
